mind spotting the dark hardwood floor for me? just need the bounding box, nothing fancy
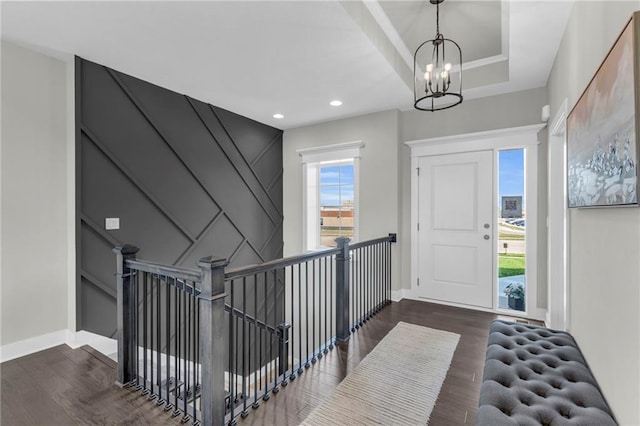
[239,299,498,426]
[1,300,525,425]
[0,345,183,425]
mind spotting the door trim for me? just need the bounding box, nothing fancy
[547,99,570,330]
[406,124,546,321]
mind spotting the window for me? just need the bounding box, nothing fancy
[298,142,362,251]
[319,160,354,247]
[497,148,526,312]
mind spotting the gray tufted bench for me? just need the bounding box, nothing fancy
[476,320,617,425]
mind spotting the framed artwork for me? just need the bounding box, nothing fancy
[567,12,640,208]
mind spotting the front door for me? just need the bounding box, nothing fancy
[417,150,494,308]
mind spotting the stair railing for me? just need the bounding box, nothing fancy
[114,233,396,426]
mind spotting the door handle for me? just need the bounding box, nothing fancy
[484,235,490,240]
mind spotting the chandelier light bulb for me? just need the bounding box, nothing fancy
[444,63,452,71]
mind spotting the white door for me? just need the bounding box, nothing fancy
[417,150,494,308]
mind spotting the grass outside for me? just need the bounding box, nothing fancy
[499,253,525,278]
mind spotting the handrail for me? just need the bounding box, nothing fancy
[349,234,395,250]
[225,305,279,336]
[125,258,201,282]
[114,233,396,426]
[225,247,341,279]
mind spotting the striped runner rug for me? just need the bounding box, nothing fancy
[301,321,460,425]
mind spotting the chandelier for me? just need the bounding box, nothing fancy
[413,0,463,111]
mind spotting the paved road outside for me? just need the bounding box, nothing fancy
[498,221,525,254]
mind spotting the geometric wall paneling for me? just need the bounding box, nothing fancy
[77,57,283,336]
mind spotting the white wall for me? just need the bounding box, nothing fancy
[283,89,548,301]
[547,2,640,424]
[1,41,70,345]
[401,88,549,304]
[283,110,401,288]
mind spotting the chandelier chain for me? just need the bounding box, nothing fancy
[436,1,440,37]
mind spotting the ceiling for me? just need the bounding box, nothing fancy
[1,1,574,130]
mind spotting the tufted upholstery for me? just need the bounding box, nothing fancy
[476,320,617,425]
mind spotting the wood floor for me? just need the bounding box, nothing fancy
[1,300,518,425]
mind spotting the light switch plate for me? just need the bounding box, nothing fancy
[105,217,120,230]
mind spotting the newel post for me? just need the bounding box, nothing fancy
[335,237,351,344]
[198,256,229,426]
[113,244,140,387]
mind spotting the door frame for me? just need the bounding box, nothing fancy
[406,124,546,321]
[547,99,570,330]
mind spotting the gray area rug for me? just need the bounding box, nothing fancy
[301,321,460,425]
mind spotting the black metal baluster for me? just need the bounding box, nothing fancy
[142,272,149,394]
[360,247,364,327]
[329,255,334,350]
[317,259,323,359]
[369,245,373,315]
[297,263,303,375]
[192,287,197,424]
[272,269,280,392]
[389,241,392,303]
[135,271,141,389]
[241,277,249,418]
[311,259,317,364]
[350,250,356,332]
[229,280,235,417]
[382,242,386,305]
[363,247,367,321]
[282,266,290,386]
[372,245,376,314]
[289,265,296,381]
[304,261,310,369]
[386,241,390,304]
[182,285,189,422]
[262,271,269,401]
[252,274,259,410]
[371,245,374,316]
[379,243,383,308]
[323,256,328,355]
[378,243,382,310]
[149,274,155,399]
[353,249,357,327]
[235,290,240,414]
[366,245,371,321]
[374,243,382,313]
[376,244,384,312]
[362,247,366,322]
[234,306,239,421]
[164,277,171,409]
[172,282,181,418]
[155,275,161,403]
[389,240,393,307]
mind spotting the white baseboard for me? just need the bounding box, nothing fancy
[1,329,117,363]
[1,330,68,363]
[67,330,118,359]
[401,291,548,323]
[391,289,407,302]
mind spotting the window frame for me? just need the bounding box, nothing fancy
[298,141,363,251]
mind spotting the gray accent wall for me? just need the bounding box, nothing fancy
[77,57,283,337]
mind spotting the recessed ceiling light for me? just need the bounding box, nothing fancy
[273,113,284,119]
[330,100,342,107]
